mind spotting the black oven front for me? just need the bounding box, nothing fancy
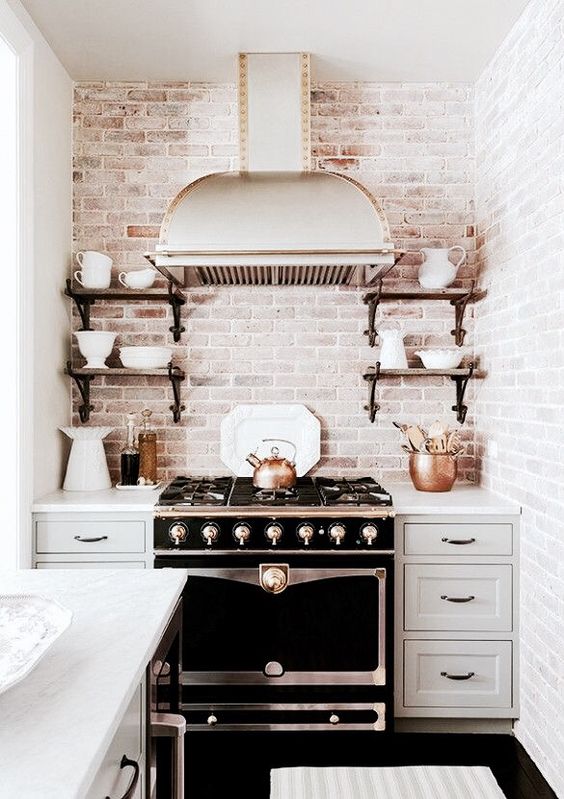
[154,547,393,733]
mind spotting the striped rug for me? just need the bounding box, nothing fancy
[270,765,505,798]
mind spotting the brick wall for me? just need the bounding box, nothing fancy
[474,0,564,793]
[72,81,476,482]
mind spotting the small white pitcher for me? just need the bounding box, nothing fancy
[379,329,408,369]
[418,246,466,289]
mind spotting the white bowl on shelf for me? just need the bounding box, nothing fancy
[119,346,173,369]
[74,331,116,369]
[415,349,464,369]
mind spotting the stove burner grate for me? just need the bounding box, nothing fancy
[158,476,232,506]
[315,477,392,507]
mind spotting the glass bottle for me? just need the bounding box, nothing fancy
[138,409,158,484]
[120,412,140,486]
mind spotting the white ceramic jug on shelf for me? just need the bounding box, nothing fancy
[60,427,113,491]
[378,329,408,369]
[418,246,466,289]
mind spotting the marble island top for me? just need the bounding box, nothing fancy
[0,569,187,799]
[32,483,521,515]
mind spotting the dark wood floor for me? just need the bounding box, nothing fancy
[186,732,558,799]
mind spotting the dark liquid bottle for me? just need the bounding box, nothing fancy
[120,413,140,486]
[120,452,139,485]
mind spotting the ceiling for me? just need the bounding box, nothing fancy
[18,0,530,83]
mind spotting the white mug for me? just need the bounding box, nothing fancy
[74,251,113,289]
[118,268,156,289]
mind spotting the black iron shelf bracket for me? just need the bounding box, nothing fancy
[65,279,94,330]
[363,361,381,423]
[450,280,476,347]
[363,279,383,347]
[65,361,94,423]
[450,363,475,425]
[168,283,186,342]
[168,364,186,423]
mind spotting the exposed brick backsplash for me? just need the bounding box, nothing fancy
[474,0,564,793]
[72,81,476,483]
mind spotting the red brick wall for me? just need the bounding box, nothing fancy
[72,81,476,483]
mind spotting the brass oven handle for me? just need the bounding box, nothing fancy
[441,671,475,681]
[440,594,475,603]
[441,537,476,545]
[105,755,139,799]
[74,535,108,543]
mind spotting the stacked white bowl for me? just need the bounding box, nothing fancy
[119,346,173,369]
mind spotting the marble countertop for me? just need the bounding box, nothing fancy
[32,483,520,516]
[0,569,187,799]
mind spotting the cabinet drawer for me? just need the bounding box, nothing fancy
[404,523,513,556]
[404,564,512,632]
[404,640,512,708]
[36,519,146,554]
[86,682,144,799]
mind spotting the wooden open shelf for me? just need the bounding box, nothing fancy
[363,363,485,425]
[363,281,487,347]
[65,362,185,424]
[65,279,186,342]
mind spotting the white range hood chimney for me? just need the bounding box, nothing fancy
[146,53,399,287]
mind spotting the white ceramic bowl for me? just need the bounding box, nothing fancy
[74,331,116,369]
[415,349,464,369]
[119,346,173,369]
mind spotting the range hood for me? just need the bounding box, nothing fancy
[146,53,400,287]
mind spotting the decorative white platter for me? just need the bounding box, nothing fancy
[220,404,321,477]
[0,594,72,695]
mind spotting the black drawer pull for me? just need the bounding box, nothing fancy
[441,671,475,681]
[441,594,475,603]
[105,755,140,799]
[441,537,476,545]
[74,535,109,543]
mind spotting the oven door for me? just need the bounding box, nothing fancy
[154,556,390,690]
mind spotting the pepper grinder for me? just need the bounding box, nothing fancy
[138,408,158,484]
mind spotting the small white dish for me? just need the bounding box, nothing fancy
[118,267,156,289]
[415,349,464,369]
[115,481,162,491]
[0,594,72,695]
[119,346,173,369]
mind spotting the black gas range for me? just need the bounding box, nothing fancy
[154,476,395,733]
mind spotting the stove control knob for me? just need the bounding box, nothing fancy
[265,522,283,546]
[207,714,218,726]
[329,523,346,546]
[360,523,378,546]
[233,523,251,546]
[297,523,315,546]
[201,523,220,546]
[168,522,188,545]
[329,714,340,725]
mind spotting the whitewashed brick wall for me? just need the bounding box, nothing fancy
[72,81,476,482]
[475,0,564,793]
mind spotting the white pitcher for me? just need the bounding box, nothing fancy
[379,329,408,369]
[418,246,466,289]
[60,427,113,491]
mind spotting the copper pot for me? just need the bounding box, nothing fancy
[246,439,297,490]
[409,452,457,492]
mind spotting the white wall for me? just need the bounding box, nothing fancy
[474,0,564,793]
[7,0,72,517]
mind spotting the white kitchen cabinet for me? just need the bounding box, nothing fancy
[32,511,154,569]
[86,679,146,799]
[395,513,519,727]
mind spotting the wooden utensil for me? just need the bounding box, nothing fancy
[428,420,447,439]
[405,426,426,452]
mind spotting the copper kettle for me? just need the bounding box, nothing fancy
[246,439,297,490]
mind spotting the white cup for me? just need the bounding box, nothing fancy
[74,251,113,289]
[118,268,156,290]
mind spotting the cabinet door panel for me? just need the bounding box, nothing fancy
[404,523,513,556]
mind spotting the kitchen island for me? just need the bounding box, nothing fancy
[0,568,187,799]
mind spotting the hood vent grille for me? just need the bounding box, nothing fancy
[195,264,356,287]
